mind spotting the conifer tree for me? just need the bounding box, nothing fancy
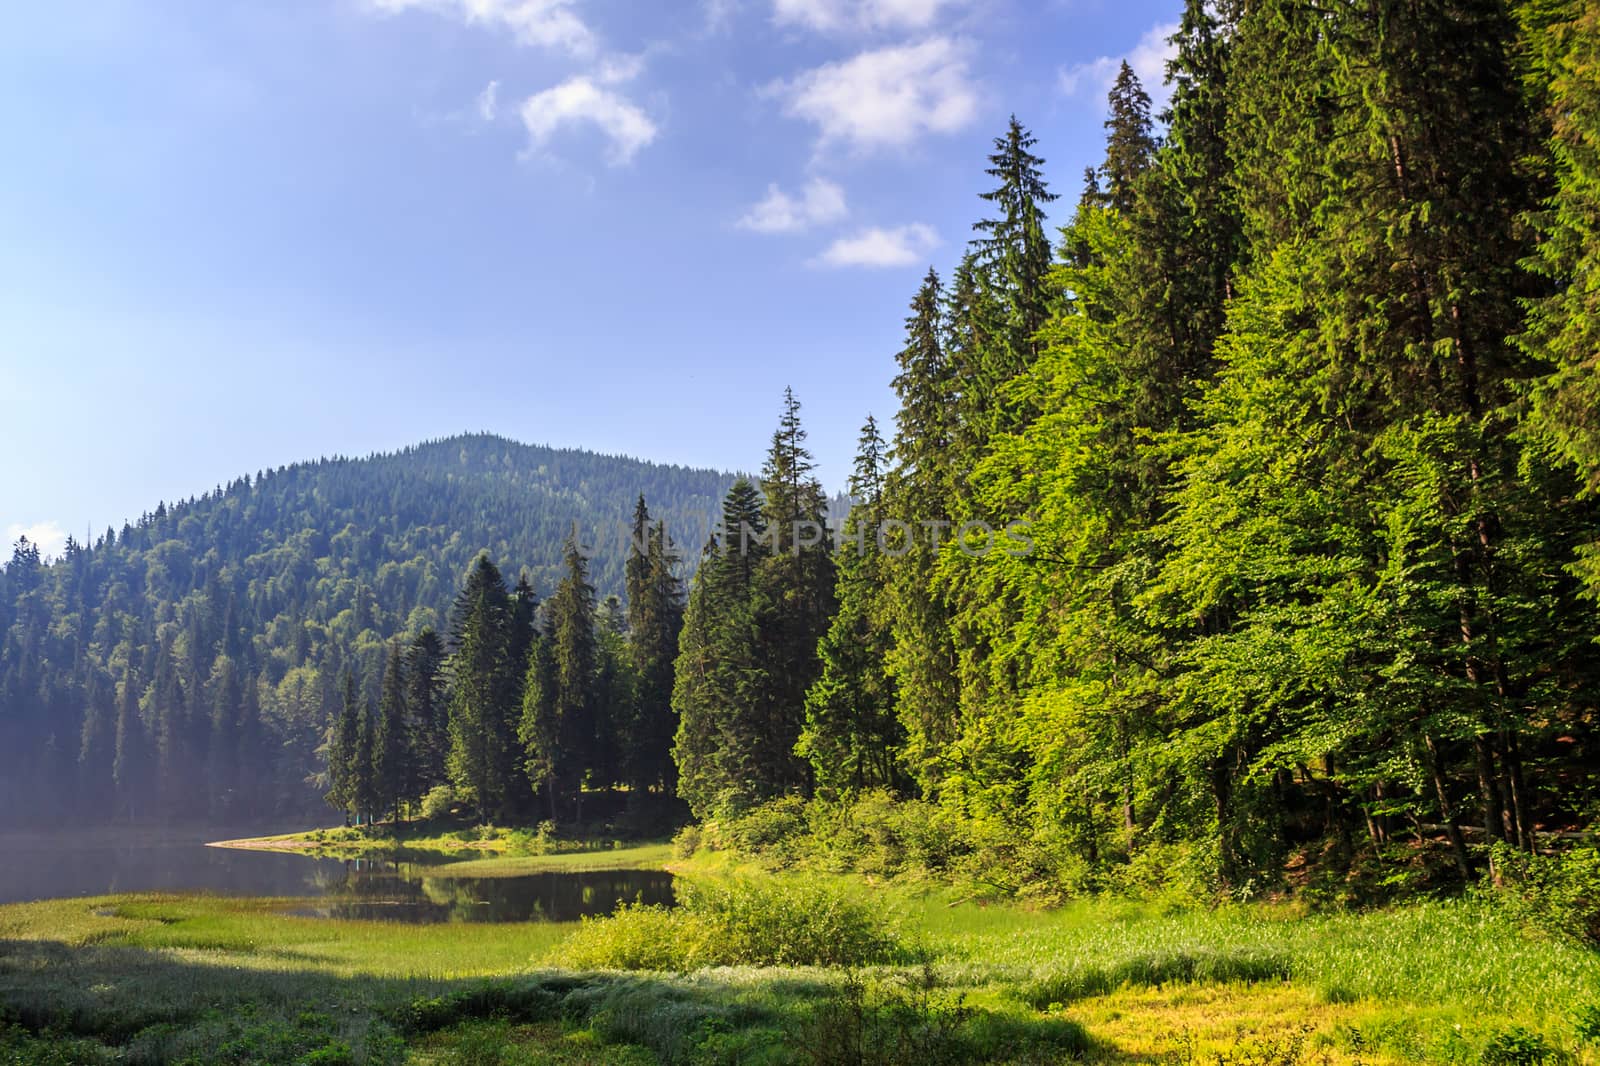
[882,270,962,790]
[547,534,599,818]
[373,639,409,822]
[624,511,684,796]
[673,480,769,816]
[1099,61,1156,213]
[802,415,907,793]
[407,627,447,796]
[112,663,148,820]
[446,555,522,821]
[755,389,835,797]
[327,669,361,822]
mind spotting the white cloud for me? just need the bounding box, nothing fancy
[738,178,848,233]
[814,222,937,267]
[594,51,646,85]
[520,77,658,164]
[773,37,978,153]
[5,521,67,561]
[1059,21,1177,107]
[477,80,500,121]
[773,0,962,33]
[365,0,597,57]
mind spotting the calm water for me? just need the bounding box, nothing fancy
[0,828,675,923]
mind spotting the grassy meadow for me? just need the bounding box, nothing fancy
[2,849,1598,1066]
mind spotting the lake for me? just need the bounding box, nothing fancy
[0,827,675,923]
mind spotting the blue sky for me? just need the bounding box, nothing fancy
[2,0,1179,559]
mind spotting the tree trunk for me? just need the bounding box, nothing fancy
[1423,733,1473,880]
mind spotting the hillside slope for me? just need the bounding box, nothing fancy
[0,433,735,825]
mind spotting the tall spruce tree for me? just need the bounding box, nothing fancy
[407,627,447,797]
[373,639,409,822]
[801,415,907,793]
[882,269,963,791]
[672,479,769,817]
[754,389,835,798]
[624,501,685,796]
[446,555,523,821]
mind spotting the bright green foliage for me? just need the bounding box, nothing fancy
[1519,0,1600,596]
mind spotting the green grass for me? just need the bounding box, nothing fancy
[430,844,674,878]
[1,863,1597,1064]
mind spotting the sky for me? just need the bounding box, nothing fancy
[1,0,1180,560]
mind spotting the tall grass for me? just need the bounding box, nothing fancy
[556,876,907,971]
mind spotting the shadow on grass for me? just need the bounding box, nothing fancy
[0,940,1094,1066]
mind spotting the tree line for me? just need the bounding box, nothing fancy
[775,0,1600,885]
[5,0,1599,889]
[323,496,684,826]
[0,435,728,826]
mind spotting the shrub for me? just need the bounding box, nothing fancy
[672,825,702,859]
[1479,1026,1554,1066]
[1489,841,1600,945]
[554,877,904,971]
[1575,1002,1600,1045]
[683,877,903,968]
[420,785,457,820]
[708,796,810,856]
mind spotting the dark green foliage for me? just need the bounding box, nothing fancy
[672,392,834,818]
[373,640,410,822]
[623,502,685,798]
[0,434,730,826]
[802,416,906,794]
[447,555,526,822]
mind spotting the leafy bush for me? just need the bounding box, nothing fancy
[672,825,701,859]
[1575,1002,1600,1045]
[554,877,905,971]
[1489,841,1600,944]
[1479,1025,1554,1066]
[421,785,457,820]
[705,796,810,857]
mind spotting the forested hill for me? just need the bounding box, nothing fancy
[0,433,734,826]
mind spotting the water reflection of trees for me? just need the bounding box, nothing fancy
[298,863,675,924]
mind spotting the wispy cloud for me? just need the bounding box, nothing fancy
[520,77,658,164]
[772,0,964,34]
[772,37,978,154]
[1059,21,1177,108]
[738,178,848,233]
[814,222,937,267]
[365,0,664,166]
[477,80,500,121]
[365,0,598,57]
[5,521,67,560]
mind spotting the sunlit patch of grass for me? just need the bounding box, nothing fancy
[431,844,673,879]
[0,894,571,978]
[3,866,1598,1064]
